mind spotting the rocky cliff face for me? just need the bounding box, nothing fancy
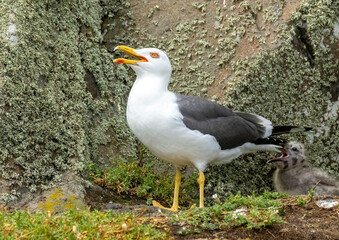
[0,0,138,206]
[0,0,338,207]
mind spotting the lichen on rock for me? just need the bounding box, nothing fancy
[0,0,137,205]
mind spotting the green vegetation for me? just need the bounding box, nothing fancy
[0,189,168,239]
[296,189,315,207]
[0,191,291,239]
[0,207,169,240]
[0,0,337,212]
[171,191,287,235]
[87,158,198,207]
[296,196,307,207]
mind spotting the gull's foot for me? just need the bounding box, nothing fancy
[152,200,179,212]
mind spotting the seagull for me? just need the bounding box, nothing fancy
[268,142,339,196]
[113,45,311,211]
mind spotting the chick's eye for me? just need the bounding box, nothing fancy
[150,52,159,58]
[291,147,298,152]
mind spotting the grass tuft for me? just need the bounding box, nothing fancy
[296,189,315,207]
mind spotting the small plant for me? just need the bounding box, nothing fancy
[172,191,285,232]
[297,196,307,207]
[85,161,104,179]
[308,189,315,199]
[296,189,315,207]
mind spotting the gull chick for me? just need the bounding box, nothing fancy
[269,142,339,196]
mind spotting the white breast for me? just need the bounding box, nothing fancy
[126,85,221,170]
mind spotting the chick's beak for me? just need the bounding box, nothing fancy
[267,148,289,163]
[113,45,148,65]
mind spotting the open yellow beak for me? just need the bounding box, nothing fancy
[113,46,148,65]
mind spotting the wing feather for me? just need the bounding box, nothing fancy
[175,94,267,150]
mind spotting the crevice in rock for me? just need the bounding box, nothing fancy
[84,70,100,99]
[292,23,315,68]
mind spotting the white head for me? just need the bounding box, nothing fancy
[114,46,172,81]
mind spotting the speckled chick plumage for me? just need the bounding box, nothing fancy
[270,142,339,196]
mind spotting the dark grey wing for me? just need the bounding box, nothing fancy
[175,94,267,150]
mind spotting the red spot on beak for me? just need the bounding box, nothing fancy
[115,59,125,64]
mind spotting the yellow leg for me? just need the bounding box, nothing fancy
[153,167,181,212]
[197,170,205,208]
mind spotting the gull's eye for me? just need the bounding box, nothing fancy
[291,147,298,152]
[150,52,159,58]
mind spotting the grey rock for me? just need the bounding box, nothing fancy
[105,203,122,210]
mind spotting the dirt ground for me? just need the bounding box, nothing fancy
[85,184,339,240]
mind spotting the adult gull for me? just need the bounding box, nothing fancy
[113,45,311,211]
